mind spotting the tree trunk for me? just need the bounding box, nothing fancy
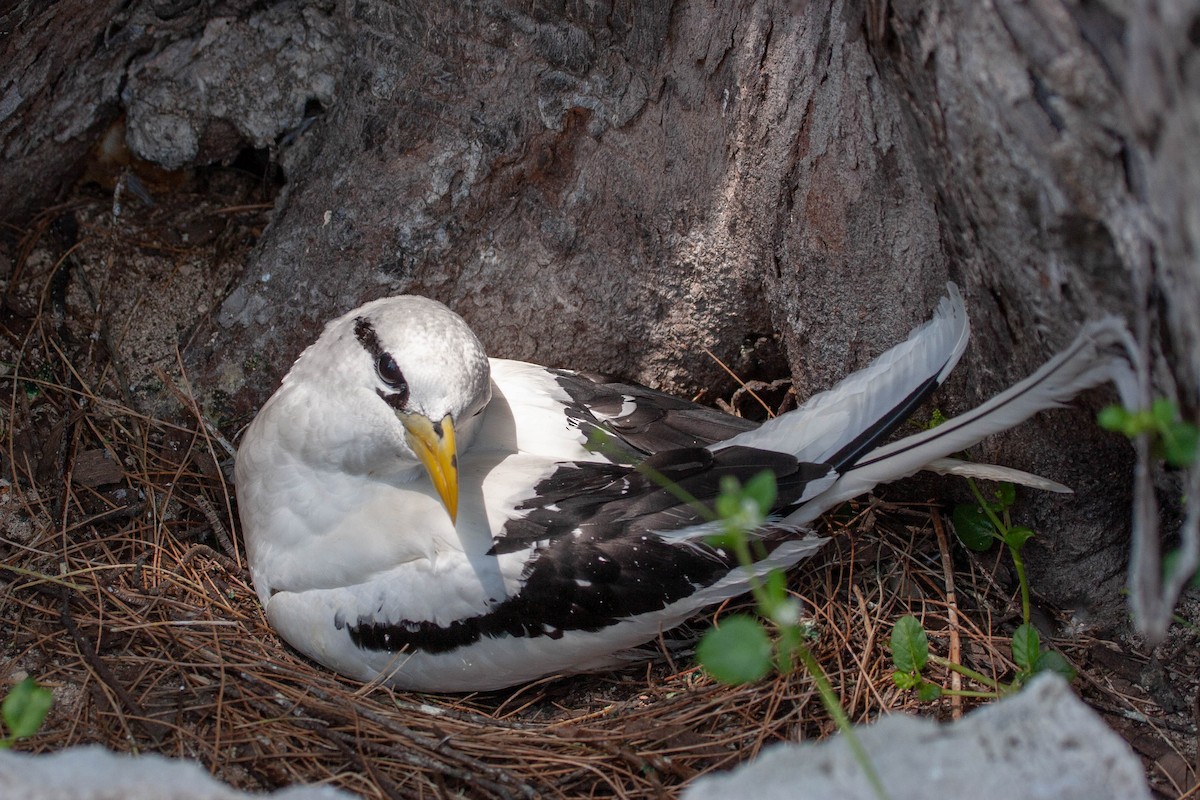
[4,0,1196,627]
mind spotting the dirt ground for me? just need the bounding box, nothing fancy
[1,162,1197,798]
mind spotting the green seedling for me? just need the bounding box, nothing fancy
[585,428,887,800]
[892,478,1075,701]
[1,678,52,749]
[1098,398,1198,469]
[1100,398,1200,594]
[891,613,1073,699]
[702,472,887,800]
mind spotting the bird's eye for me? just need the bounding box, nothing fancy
[375,353,407,391]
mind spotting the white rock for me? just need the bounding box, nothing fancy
[0,745,355,800]
[684,674,1150,800]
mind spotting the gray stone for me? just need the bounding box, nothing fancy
[0,745,355,800]
[683,675,1151,800]
[122,1,345,169]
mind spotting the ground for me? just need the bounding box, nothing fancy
[0,164,1196,798]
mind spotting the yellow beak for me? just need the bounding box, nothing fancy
[400,412,459,523]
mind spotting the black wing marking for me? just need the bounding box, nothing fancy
[344,525,733,655]
[551,370,758,458]
[824,372,943,473]
[343,446,832,657]
[493,445,830,553]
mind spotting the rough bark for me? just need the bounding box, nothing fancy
[0,0,340,216]
[4,0,1198,626]
[199,1,955,419]
[875,0,1197,626]
[1,0,130,217]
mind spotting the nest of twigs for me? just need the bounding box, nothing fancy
[1,185,1194,799]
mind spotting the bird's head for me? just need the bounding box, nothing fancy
[278,295,492,523]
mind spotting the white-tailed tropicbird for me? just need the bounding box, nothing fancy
[235,285,1130,692]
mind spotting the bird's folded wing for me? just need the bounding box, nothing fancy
[548,369,758,458]
[488,444,833,554]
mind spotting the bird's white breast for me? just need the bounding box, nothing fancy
[237,358,602,611]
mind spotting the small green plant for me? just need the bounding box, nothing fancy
[585,428,887,799]
[1100,397,1200,624]
[697,471,809,682]
[892,478,1075,700]
[700,472,887,800]
[1,677,52,749]
[953,480,1034,622]
[891,612,1075,700]
[1163,549,1200,592]
[1098,398,1199,469]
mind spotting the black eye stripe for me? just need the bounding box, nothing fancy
[355,316,410,407]
[353,316,384,358]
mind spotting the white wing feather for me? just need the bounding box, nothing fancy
[925,457,1072,494]
[787,317,1131,524]
[720,284,969,463]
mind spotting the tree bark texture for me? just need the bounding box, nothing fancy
[3,0,1198,625]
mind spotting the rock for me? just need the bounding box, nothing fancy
[683,674,1151,800]
[0,745,355,800]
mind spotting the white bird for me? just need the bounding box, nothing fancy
[235,285,1130,692]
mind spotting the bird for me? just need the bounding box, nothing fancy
[234,285,1131,692]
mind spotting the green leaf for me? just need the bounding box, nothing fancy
[1011,623,1041,671]
[723,501,765,536]
[928,409,948,429]
[1003,525,1035,552]
[1097,400,1198,467]
[916,682,943,702]
[892,670,919,690]
[1152,397,1177,429]
[743,470,778,515]
[1150,399,1196,466]
[995,482,1016,510]
[1096,404,1131,434]
[1161,420,1199,468]
[704,531,742,551]
[2,678,52,741]
[697,615,773,684]
[951,504,996,552]
[714,483,740,521]
[1032,650,1077,682]
[890,615,929,674]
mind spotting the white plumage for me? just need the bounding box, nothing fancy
[235,285,1129,691]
